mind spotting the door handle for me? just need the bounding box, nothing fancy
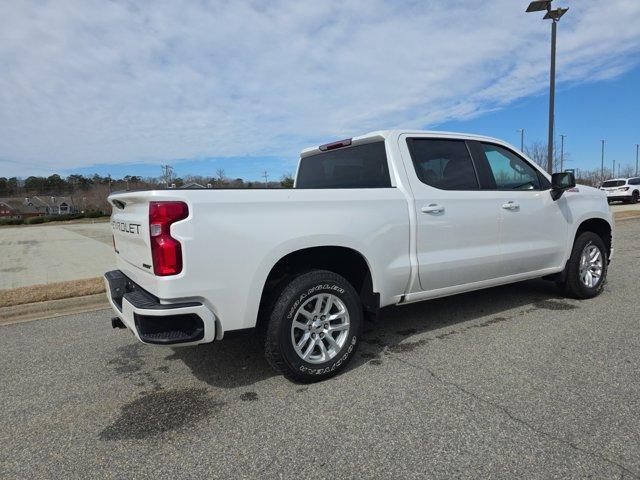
[502,201,520,210]
[421,203,444,214]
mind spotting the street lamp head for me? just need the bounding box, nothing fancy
[543,7,569,20]
[526,0,552,12]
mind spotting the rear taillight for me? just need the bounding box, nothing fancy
[149,201,188,276]
[620,187,629,191]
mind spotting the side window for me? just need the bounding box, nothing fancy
[481,143,541,190]
[407,138,479,190]
[629,178,640,185]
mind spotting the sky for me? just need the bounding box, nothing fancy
[1,0,639,181]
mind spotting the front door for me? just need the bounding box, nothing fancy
[472,141,568,275]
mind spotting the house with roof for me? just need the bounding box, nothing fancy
[31,196,75,215]
[0,198,45,219]
[0,196,75,219]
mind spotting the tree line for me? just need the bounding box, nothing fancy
[1,141,635,211]
[0,171,295,213]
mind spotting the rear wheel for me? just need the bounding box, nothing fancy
[631,191,639,204]
[558,232,607,299]
[264,270,362,382]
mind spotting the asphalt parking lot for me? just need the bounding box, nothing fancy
[1,219,639,479]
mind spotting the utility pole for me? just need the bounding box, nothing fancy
[108,174,112,193]
[636,144,639,176]
[547,17,557,174]
[525,1,568,174]
[559,134,566,172]
[612,159,615,178]
[517,128,525,152]
[262,170,269,188]
[600,139,605,179]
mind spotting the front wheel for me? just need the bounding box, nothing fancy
[264,270,362,382]
[558,232,608,299]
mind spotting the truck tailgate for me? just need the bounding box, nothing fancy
[110,195,153,273]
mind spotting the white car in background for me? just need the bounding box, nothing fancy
[601,177,640,204]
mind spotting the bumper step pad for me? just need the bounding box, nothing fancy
[105,270,206,345]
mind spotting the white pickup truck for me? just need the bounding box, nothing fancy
[106,130,613,382]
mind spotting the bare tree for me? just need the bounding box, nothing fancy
[524,140,565,172]
[280,173,294,189]
[160,165,175,188]
[619,164,635,178]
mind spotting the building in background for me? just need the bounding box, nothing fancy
[0,196,75,219]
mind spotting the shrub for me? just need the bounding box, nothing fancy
[0,218,24,225]
[85,209,108,218]
[25,216,47,224]
[10,211,107,226]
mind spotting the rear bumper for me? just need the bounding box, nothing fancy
[605,194,630,201]
[104,270,216,345]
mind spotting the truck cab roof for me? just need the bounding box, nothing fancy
[300,130,506,158]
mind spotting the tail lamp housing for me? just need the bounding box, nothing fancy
[149,201,189,276]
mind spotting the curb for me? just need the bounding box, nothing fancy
[0,293,110,326]
[615,214,640,222]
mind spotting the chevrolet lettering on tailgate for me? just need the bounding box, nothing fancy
[112,220,141,235]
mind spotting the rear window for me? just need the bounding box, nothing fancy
[296,141,391,189]
[602,180,626,187]
[406,138,479,190]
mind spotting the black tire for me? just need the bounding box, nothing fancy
[264,270,362,383]
[632,191,639,204]
[558,231,608,299]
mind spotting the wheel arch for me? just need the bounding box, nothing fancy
[257,245,379,331]
[574,217,612,258]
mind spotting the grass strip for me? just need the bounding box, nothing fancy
[0,277,106,308]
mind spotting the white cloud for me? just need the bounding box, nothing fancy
[0,0,639,176]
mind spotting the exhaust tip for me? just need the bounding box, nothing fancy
[111,317,126,329]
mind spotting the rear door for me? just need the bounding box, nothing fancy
[399,135,502,292]
[110,195,153,273]
[470,141,568,275]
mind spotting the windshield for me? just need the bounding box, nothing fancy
[602,180,625,187]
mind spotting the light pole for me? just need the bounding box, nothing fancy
[517,128,525,152]
[601,139,606,179]
[526,1,569,174]
[559,134,566,172]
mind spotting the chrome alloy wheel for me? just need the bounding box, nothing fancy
[579,244,603,288]
[290,293,350,364]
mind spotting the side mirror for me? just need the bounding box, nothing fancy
[550,172,576,200]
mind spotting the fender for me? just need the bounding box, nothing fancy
[241,235,379,330]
